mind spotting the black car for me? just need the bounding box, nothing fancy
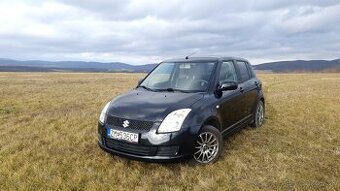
[98,57,265,164]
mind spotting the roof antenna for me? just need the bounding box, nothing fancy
[185,50,199,60]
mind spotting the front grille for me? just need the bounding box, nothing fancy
[106,115,154,131]
[105,138,157,156]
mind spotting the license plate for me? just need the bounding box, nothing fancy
[106,129,139,143]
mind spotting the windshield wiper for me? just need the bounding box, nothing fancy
[138,85,155,91]
[156,88,193,93]
[164,88,176,92]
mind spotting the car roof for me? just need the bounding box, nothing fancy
[162,56,249,63]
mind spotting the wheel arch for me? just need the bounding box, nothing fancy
[202,116,222,132]
[252,95,265,114]
[260,96,265,104]
[259,96,265,110]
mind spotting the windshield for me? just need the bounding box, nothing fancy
[140,62,216,92]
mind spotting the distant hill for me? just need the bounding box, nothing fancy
[254,59,340,72]
[0,58,339,73]
[0,58,157,73]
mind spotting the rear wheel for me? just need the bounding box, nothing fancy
[250,100,265,128]
[192,125,223,164]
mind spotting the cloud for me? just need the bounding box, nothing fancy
[0,0,339,64]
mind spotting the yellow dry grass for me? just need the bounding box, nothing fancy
[0,72,339,190]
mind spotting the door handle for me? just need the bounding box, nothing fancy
[239,87,244,93]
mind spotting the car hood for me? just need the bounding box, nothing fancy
[107,89,204,122]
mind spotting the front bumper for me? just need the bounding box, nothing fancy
[98,142,189,162]
[97,122,199,163]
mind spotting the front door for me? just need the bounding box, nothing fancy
[217,61,245,130]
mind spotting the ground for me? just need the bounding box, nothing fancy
[0,72,339,190]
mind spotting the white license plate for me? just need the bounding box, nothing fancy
[107,129,139,143]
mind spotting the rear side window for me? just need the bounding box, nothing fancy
[249,65,256,77]
[236,61,251,82]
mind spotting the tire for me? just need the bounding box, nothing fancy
[250,100,265,128]
[192,125,223,164]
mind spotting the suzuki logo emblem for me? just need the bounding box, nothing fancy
[122,120,130,128]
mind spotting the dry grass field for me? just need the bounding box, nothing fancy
[0,72,339,190]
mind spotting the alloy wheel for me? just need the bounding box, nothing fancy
[256,102,264,126]
[193,132,219,163]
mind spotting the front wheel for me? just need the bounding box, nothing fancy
[250,100,265,128]
[192,125,223,164]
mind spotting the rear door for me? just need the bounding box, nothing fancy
[235,61,258,117]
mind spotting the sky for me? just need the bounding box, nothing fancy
[0,0,340,65]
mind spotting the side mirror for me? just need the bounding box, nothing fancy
[217,81,238,91]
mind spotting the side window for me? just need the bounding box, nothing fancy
[218,61,237,82]
[248,64,256,78]
[236,61,251,82]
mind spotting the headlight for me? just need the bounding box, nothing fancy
[158,109,191,133]
[99,101,111,124]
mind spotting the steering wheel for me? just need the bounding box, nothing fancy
[195,80,209,88]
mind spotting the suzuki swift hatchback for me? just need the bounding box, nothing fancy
[98,57,265,164]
